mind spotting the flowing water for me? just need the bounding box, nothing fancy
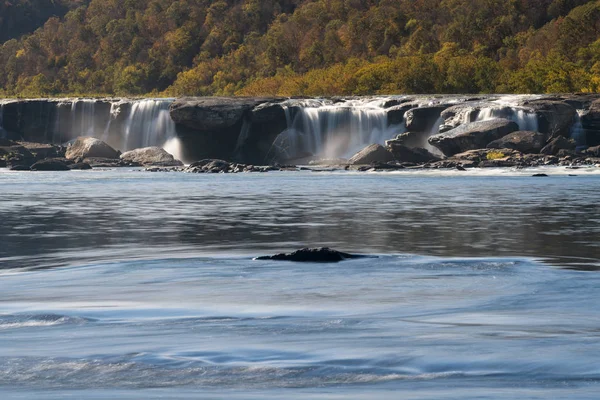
[1,168,600,399]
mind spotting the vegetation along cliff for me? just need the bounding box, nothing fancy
[0,0,599,97]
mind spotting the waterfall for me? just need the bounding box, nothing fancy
[570,111,587,150]
[475,107,538,131]
[122,99,177,150]
[48,98,183,161]
[269,98,401,162]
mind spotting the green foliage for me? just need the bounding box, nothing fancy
[0,0,599,97]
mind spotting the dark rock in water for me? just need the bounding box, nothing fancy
[487,131,546,154]
[0,159,5,168]
[10,165,31,171]
[348,144,395,165]
[386,143,440,163]
[255,247,367,262]
[519,100,576,138]
[456,165,466,171]
[30,158,71,171]
[428,118,519,157]
[532,173,549,177]
[540,136,576,155]
[404,106,448,132]
[120,146,184,167]
[68,162,92,170]
[369,161,405,170]
[66,137,120,160]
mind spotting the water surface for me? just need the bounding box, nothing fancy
[0,168,599,399]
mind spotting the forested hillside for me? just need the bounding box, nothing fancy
[1,0,599,96]
[0,0,86,42]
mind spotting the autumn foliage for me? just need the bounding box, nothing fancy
[0,0,599,97]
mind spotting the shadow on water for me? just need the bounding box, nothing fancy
[0,170,599,271]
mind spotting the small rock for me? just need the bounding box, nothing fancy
[255,247,369,263]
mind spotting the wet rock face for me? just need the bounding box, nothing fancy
[582,99,600,146]
[348,144,395,165]
[428,118,519,157]
[65,137,120,160]
[255,248,368,263]
[519,100,576,137]
[404,106,448,132]
[486,131,546,154]
[120,147,183,167]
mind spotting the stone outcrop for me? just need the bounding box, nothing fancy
[581,99,600,146]
[428,118,519,156]
[120,147,183,166]
[486,131,546,154]
[348,144,395,165]
[65,137,120,160]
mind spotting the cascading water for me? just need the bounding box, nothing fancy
[570,110,587,150]
[475,107,538,131]
[49,98,184,161]
[121,99,177,150]
[269,99,403,162]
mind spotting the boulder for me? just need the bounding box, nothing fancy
[428,118,519,157]
[30,158,71,171]
[65,137,120,160]
[385,131,427,148]
[540,136,576,155]
[519,100,576,137]
[386,143,440,163]
[404,106,448,132]
[348,144,395,165]
[10,165,30,171]
[120,147,184,167]
[486,131,546,154]
[255,247,368,262]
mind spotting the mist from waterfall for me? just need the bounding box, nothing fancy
[269,98,403,162]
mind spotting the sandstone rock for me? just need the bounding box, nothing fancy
[120,146,183,167]
[348,144,395,165]
[428,118,519,156]
[65,137,120,160]
[540,136,576,155]
[486,131,546,154]
[255,247,368,262]
[584,145,600,157]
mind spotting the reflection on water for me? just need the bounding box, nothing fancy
[0,169,599,270]
[1,168,600,399]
